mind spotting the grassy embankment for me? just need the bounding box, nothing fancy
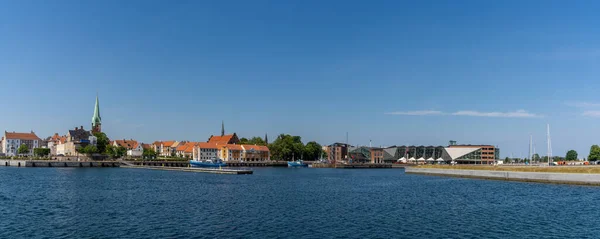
[417,164,600,174]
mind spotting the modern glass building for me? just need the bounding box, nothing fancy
[382,143,499,164]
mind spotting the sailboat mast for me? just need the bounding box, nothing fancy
[547,124,552,165]
[529,135,532,163]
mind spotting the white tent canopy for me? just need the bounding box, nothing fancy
[408,157,416,161]
[397,157,407,163]
[436,158,444,162]
[417,157,425,161]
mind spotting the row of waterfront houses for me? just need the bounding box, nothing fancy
[0,129,270,162]
[152,133,270,162]
[0,96,270,161]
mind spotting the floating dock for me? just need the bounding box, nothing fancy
[121,165,253,175]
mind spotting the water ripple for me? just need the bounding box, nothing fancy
[1,168,600,238]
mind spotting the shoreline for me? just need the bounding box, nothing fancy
[406,167,600,186]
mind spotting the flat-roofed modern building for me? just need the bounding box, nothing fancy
[326,143,351,163]
[446,144,499,164]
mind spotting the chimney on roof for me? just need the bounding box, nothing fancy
[80,126,83,130]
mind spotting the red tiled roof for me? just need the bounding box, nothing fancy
[141,143,152,149]
[114,140,139,149]
[196,142,219,149]
[184,142,198,153]
[152,141,162,146]
[242,145,269,152]
[5,132,41,140]
[49,133,67,144]
[176,144,187,151]
[176,142,199,153]
[162,141,176,147]
[208,134,237,145]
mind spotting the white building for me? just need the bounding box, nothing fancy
[56,144,67,156]
[193,142,219,160]
[1,131,42,156]
[113,139,143,157]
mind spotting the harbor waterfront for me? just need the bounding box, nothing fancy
[406,166,600,185]
[1,167,599,238]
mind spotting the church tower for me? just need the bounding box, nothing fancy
[221,120,225,136]
[92,95,102,133]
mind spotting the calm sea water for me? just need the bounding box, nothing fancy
[1,167,600,238]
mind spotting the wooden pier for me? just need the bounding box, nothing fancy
[121,165,253,175]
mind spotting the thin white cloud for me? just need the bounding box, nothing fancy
[451,109,542,118]
[385,110,443,116]
[583,111,600,117]
[565,101,600,108]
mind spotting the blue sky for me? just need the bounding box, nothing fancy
[2,0,600,158]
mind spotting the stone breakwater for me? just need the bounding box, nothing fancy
[406,167,600,185]
[0,160,120,167]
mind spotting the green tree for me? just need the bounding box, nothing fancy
[589,145,600,161]
[303,141,323,161]
[532,153,540,162]
[93,132,109,154]
[105,145,126,159]
[269,134,305,160]
[239,137,249,144]
[143,148,157,160]
[17,144,29,155]
[34,148,50,157]
[248,137,267,146]
[566,150,578,161]
[77,144,98,155]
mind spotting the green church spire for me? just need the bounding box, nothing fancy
[92,94,102,132]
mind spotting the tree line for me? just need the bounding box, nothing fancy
[267,134,323,161]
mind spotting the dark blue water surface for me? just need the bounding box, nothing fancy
[1,167,600,238]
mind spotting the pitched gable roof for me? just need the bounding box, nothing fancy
[242,145,269,152]
[68,128,92,141]
[141,143,152,149]
[114,139,139,150]
[5,131,41,141]
[208,133,239,145]
[196,142,219,149]
[223,144,243,151]
[162,141,176,147]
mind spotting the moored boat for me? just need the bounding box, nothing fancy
[287,160,308,167]
[189,158,226,168]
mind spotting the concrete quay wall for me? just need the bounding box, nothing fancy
[406,167,600,185]
[0,160,120,167]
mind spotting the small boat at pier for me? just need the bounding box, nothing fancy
[287,154,308,167]
[287,160,308,167]
[189,158,226,168]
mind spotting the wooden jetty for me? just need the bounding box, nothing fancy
[121,165,253,175]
